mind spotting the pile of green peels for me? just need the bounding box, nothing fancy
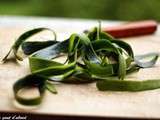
[2,25,160,106]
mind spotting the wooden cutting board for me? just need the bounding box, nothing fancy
[0,17,160,119]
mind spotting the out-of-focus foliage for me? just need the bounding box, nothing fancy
[0,0,160,21]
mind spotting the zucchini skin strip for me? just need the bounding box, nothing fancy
[2,28,57,61]
[13,75,46,106]
[2,27,159,106]
[134,52,159,68]
[22,41,58,55]
[96,79,160,91]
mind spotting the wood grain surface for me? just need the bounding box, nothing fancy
[0,17,160,119]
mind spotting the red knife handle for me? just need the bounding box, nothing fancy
[103,20,158,38]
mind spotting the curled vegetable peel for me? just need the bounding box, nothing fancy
[2,25,159,106]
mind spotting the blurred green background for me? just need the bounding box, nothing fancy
[0,0,160,21]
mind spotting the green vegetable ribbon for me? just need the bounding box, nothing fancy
[2,26,160,106]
